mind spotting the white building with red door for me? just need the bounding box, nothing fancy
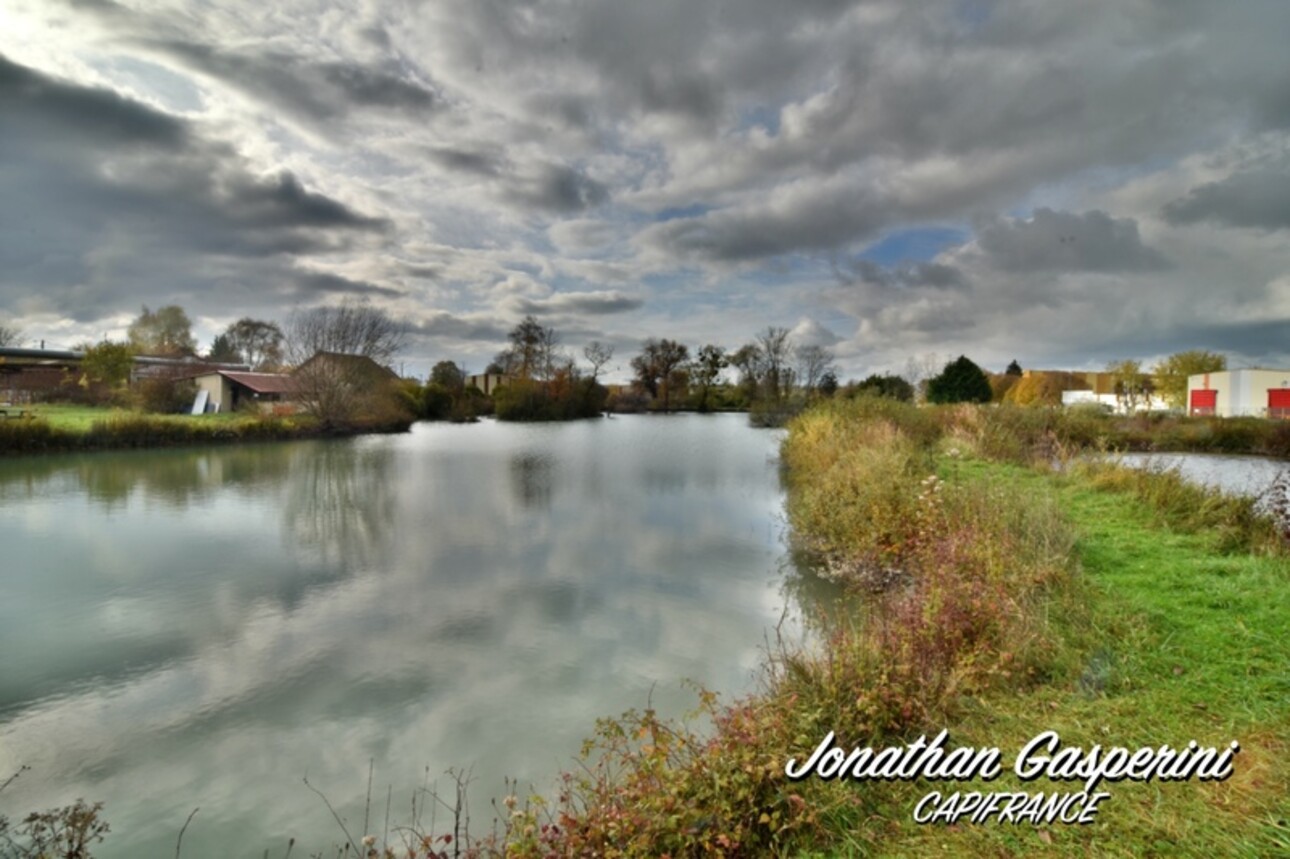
[1187,369,1290,418]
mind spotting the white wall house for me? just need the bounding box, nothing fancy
[1061,389,1170,414]
[1186,369,1290,418]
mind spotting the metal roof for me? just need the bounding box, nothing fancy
[212,370,298,394]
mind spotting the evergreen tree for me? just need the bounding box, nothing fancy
[926,356,992,404]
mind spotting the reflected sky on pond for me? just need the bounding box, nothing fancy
[0,414,807,857]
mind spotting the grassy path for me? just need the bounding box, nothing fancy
[854,460,1289,858]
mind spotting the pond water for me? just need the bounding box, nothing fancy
[1110,452,1288,509]
[0,414,813,857]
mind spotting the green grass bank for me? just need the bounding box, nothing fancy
[0,404,411,457]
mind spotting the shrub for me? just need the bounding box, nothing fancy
[132,377,197,414]
[0,796,110,859]
[494,376,605,421]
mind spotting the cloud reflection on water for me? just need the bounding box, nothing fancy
[0,415,807,857]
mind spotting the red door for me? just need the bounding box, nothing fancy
[1269,389,1290,419]
[1190,389,1217,416]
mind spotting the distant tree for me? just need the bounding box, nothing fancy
[988,373,1020,402]
[1005,359,1023,376]
[285,301,406,425]
[225,318,285,370]
[1152,350,1226,409]
[80,341,134,391]
[285,300,405,368]
[583,341,615,381]
[207,333,241,364]
[1003,371,1085,406]
[795,343,837,396]
[854,373,914,402]
[494,316,561,381]
[926,356,992,404]
[0,321,22,347]
[689,344,728,412]
[430,360,466,392]
[728,343,763,403]
[903,352,945,403]
[1107,359,1153,414]
[128,305,196,356]
[494,364,606,421]
[631,338,690,411]
[818,371,839,398]
[755,327,793,404]
[484,360,505,375]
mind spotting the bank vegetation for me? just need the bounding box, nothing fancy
[4,400,1287,857]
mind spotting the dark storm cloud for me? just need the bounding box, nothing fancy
[515,291,643,316]
[0,56,393,318]
[398,263,440,280]
[407,312,508,343]
[639,184,890,263]
[505,164,609,213]
[976,209,1168,273]
[1052,316,1290,369]
[0,53,186,149]
[9,0,1290,372]
[220,172,387,231]
[639,67,723,122]
[425,147,505,178]
[291,271,402,298]
[1162,168,1290,231]
[149,40,438,122]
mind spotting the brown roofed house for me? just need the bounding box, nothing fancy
[190,370,299,414]
[290,351,400,424]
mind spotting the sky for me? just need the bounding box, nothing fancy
[2,0,1288,382]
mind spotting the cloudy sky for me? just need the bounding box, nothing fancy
[2,0,1288,380]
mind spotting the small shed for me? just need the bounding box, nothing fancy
[190,370,298,414]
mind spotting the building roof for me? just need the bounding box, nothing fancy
[296,351,399,380]
[216,370,298,394]
[186,369,296,394]
[0,346,248,371]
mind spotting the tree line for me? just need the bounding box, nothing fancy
[4,300,1236,423]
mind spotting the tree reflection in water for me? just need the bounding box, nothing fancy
[281,441,398,569]
[510,452,554,510]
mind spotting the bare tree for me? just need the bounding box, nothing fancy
[0,321,22,348]
[286,301,406,425]
[583,341,615,381]
[285,301,405,368]
[904,352,945,403]
[755,326,793,404]
[795,343,837,396]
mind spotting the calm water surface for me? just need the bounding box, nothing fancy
[1110,452,1288,508]
[0,414,813,856]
